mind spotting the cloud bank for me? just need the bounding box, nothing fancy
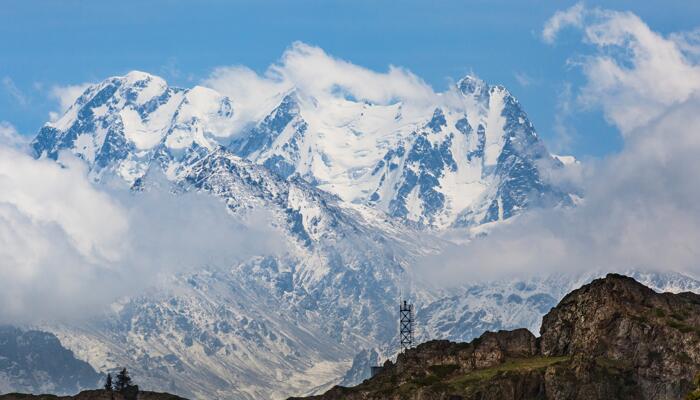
[543,3,700,135]
[419,5,700,285]
[0,121,29,150]
[202,41,440,130]
[0,143,286,324]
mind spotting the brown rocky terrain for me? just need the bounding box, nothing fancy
[290,274,700,400]
[0,389,186,400]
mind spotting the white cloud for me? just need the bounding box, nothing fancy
[419,6,700,285]
[514,71,536,87]
[0,146,286,323]
[544,5,700,135]
[2,77,28,106]
[0,121,29,151]
[542,2,585,44]
[578,11,700,134]
[270,42,436,104]
[202,42,439,130]
[670,28,700,60]
[0,147,128,321]
[551,82,576,152]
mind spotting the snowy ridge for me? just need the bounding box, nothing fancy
[33,71,234,183]
[229,75,573,227]
[32,71,572,228]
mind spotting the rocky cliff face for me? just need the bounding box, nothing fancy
[0,327,101,395]
[540,273,700,399]
[292,274,700,400]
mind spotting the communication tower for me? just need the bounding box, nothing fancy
[399,300,413,352]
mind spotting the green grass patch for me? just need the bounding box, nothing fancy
[671,312,688,321]
[667,319,699,333]
[449,356,569,388]
[654,308,666,318]
[687,389,700,400]
[428,364,460,377]
[631,314,649,324]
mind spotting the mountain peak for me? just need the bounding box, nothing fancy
[121,69,161,83]
[457,74,489,99]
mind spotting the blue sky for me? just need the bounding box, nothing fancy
[1,0,698,158]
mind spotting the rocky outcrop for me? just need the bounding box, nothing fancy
[290,274,700,400]
[541,274,700,398]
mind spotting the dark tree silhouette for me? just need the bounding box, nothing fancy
[115,368,133,391]
[104,373,113,391]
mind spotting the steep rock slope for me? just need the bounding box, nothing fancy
[44,150,426,399]
[0,327,101,395]
[293,274,700,400]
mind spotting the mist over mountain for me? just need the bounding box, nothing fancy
[5,54,584,398]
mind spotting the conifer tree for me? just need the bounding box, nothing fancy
[115,368,133,391]
[104,373,113,391]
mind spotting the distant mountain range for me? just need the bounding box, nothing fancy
[32,71,572,227]
[2,71,694,399]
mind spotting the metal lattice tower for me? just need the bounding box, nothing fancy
[399,300,413,353]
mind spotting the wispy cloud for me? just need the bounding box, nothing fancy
[577,11,700,135]
[551,82,576,153]
[2,77,28,106]
[202,41,440,132]
[541,2,585,44]
[514,71,537,87]
[544,4,700,135]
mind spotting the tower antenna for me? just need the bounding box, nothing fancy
[399,299,413,353]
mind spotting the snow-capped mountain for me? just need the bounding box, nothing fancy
[30,72,431,398]
[33,71,235,184]
[33,71,572,228]
[34,135,420,397]
[229,76,572,227]
[23,71,698,399]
